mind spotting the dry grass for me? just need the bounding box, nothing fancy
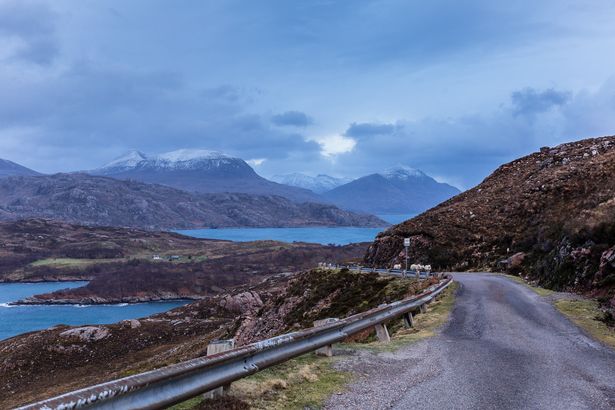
[502,274,555,297]
[172,280,458,410]
[555,299,615,350]
[29,257,123,267]
[342,281,459,352]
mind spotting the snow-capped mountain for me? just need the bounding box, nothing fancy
[0,158,40,177]
[323,165,461,214]
[271,173,352,194]
[381,165,426,180]
[91,149,324,203]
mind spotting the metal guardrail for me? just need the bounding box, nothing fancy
[328,264,433,278]
[18,276,452,410]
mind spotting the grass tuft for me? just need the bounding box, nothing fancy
[555,299,615,350]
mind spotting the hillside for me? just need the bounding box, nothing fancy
[0,158,40,177]
[0,268,437,408]
[323,166,460,214]
[91,149,324,203]
[0,219,368,302]
[365,136,615,307]
[0,174,386,229]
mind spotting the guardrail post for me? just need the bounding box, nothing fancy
[402,312,414,328]
[203,339,235,399]
[313,318,339,356]
[419,303,427,314]
[374,323,391,343]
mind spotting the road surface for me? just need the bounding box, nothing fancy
[327,273,615,410]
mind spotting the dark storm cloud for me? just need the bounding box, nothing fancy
[0,0,614,182]
[511,88,571,116]
[345,122,396,138]
[271,111,313,127]
[0,61,321,170]
[0,0,59,65]
[337,85,615,189]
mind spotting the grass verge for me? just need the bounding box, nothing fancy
[173,280,458,410]
[29,257,123,267]
[554,299,615,350]
[502,274,555,297]
[170,354,350,410]
[342,280,458,352]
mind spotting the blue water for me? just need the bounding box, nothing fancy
[176,214,415,244]
[0,282,189,341]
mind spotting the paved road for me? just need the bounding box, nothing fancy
[327,273,615,410]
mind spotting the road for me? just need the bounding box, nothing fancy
[327,273,615,410]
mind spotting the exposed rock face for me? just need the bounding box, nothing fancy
[365,136,615,305]
[0,268,438,408]
[0,173,386,229]
[59,326,110,342]
[219,291,263,314]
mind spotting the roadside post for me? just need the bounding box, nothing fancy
[404,237,410,277]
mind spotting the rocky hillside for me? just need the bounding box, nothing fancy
[0,269,437,408]
[0,174,385,229]
[365,136,615,307]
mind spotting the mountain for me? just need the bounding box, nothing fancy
[0,158,40,177]
[0,173,386,229]
[322,165,460,214]
[271,173,352,193]
[365,136,615,307]
[91,149,324,203]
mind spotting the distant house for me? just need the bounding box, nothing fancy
[152,255,162,260]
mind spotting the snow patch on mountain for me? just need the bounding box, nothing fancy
[99,149,236,172]
[103,150,147,170]
[156,149,229,162]
[380,165,426,180]
[272,173,351,193]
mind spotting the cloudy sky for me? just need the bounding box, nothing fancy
[1,0,615,189]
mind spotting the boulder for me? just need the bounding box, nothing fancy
[59,326,110,342]
[219,291,263,315]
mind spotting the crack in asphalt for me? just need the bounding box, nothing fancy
[326,273,615,410]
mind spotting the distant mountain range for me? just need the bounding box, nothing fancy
[91,149,322,203]
[0,150,462,225]
[0,173,386,229]
[0,159,40,177]
[271,173,351,193]
[322,166,460,214]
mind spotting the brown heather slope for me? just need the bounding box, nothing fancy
[0,219,367,303]
[365,136,615,309]
[0,269,437,408]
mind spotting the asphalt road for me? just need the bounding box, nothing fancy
[327,273,615,410]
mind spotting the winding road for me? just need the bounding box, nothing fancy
[327,273,615,410]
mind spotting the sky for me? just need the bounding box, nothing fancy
[1,0,615,189]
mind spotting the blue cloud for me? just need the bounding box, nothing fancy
[271,111,313,127]
[345,122,396,138]
[0,0,59,65]
[511,88,571,116]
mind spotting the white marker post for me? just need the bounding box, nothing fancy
[404,237,410,277]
